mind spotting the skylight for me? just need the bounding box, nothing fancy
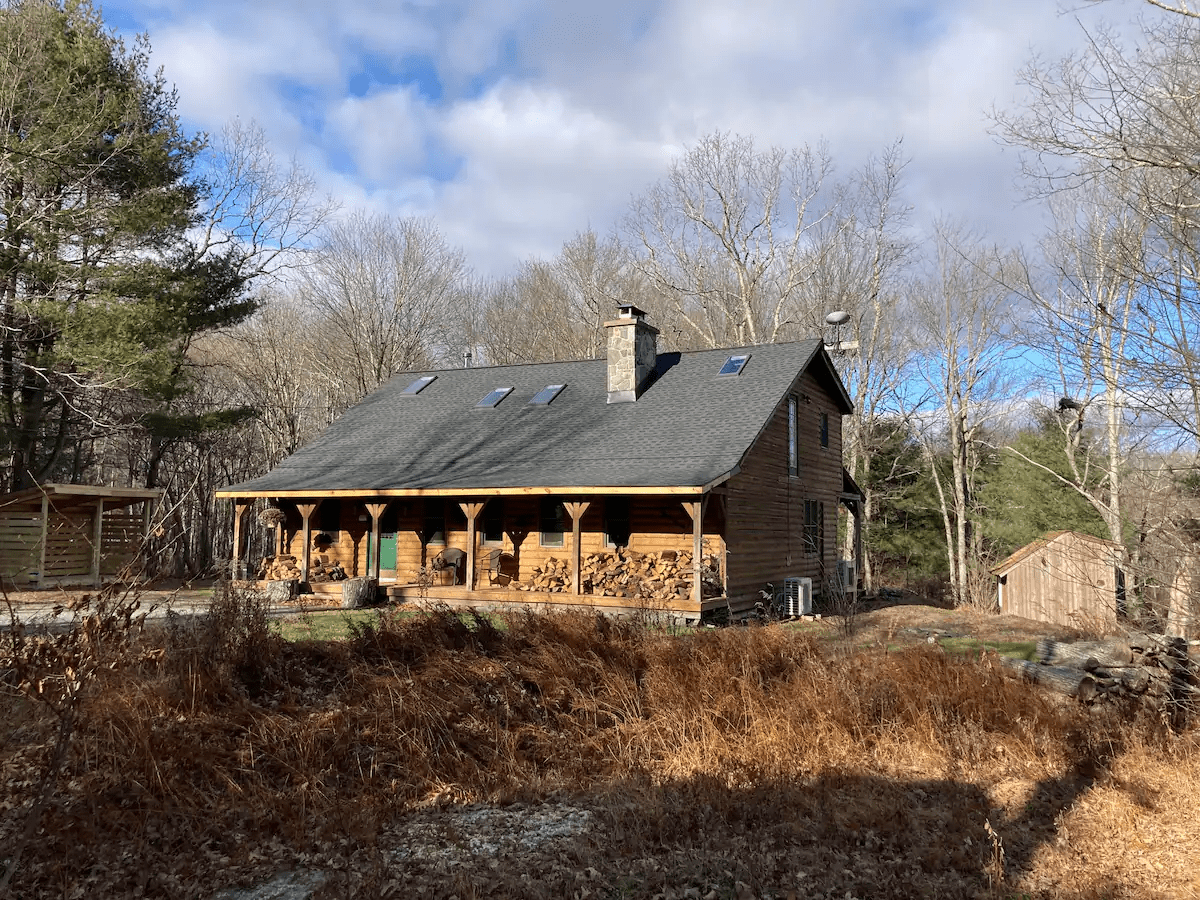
[718,354,750,376]
[476,387,513,408]
[400,375,436,395]
[529,384,565,405]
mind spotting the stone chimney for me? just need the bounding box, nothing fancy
[605,304,658,403]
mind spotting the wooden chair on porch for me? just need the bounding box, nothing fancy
[430,547,466,585]
[484,549,517,586]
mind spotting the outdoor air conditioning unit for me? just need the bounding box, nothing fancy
[837,560,858,597]
[782,577,813,616]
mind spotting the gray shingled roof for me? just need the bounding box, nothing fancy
[221,339,848,495]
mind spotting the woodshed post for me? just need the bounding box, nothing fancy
[90,498,104,587]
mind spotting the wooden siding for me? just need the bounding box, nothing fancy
[996,532,1120,627]
[724,369,843,607]
[100,510,144,576]
[0,510,41,585]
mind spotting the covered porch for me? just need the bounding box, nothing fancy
[225,488,728,617]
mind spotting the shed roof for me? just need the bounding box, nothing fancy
[0,484,163,514]
[218,339,849,498]
[990,530,1122,577]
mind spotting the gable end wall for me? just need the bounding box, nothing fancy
[724,368,842,606]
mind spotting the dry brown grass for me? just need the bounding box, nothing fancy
[2,594,1198,899]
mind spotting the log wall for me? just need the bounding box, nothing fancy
[724,369,843,608]
[280,496,711,589]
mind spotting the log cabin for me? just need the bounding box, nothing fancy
[215,305,862,619]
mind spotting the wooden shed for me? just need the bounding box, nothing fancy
[0,484,162,589]
[991,531,1124,628]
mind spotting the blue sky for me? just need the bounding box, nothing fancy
[96,0,1146,275]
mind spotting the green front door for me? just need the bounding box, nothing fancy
[368,532,398,573]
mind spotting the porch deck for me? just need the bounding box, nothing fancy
[383,581,719,618]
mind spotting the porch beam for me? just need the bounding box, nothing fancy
[232,500,252,581]
[563,501,591,595]
[459,502,485,589]
[90,498,104,587]
[364,502,389,581]
[683,497,709,609]
[296,502,320,586]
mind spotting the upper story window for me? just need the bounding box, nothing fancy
[718,354,750,376]
[788,396,798,475]
[820,412,829,449]
[400,375,435,395]
[477,387,513,408]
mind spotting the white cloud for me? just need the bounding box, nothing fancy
[102,0,1151,275]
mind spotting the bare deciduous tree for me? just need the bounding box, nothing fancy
[907,224,1023,607]
[625,131,838,349]
[300,213,468,408]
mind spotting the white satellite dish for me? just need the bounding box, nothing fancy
[825,310,850,326]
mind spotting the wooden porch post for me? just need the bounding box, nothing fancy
[459,502,485,589]
[563,501,591,595]
[36,493,48,589]
[231,500,251,580]
[90,498,104,587]
[364,502,389,581]
[683,496,709,609]
[296,502,320,586]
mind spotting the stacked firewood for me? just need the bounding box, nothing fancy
[514,557,571,593]
[1002,633,1198,718]
[258,555,302,581]
[308,557,348,583]
[511,548,722,603]
[255,554,347,583]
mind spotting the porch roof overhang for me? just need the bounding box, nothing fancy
[215,469,736,501]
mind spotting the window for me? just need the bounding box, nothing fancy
[718,354,750,376]
[788,396,798,475]
[477,387,513,408]
[482,499,504,546]
[820,412,829,449]
[604,497,631,548]
[540,498,565,547]
[803,500,820,554]
[423,498,445,545]
[400,375,435,395]
[530,384,565,405]
[319,499,341,538]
